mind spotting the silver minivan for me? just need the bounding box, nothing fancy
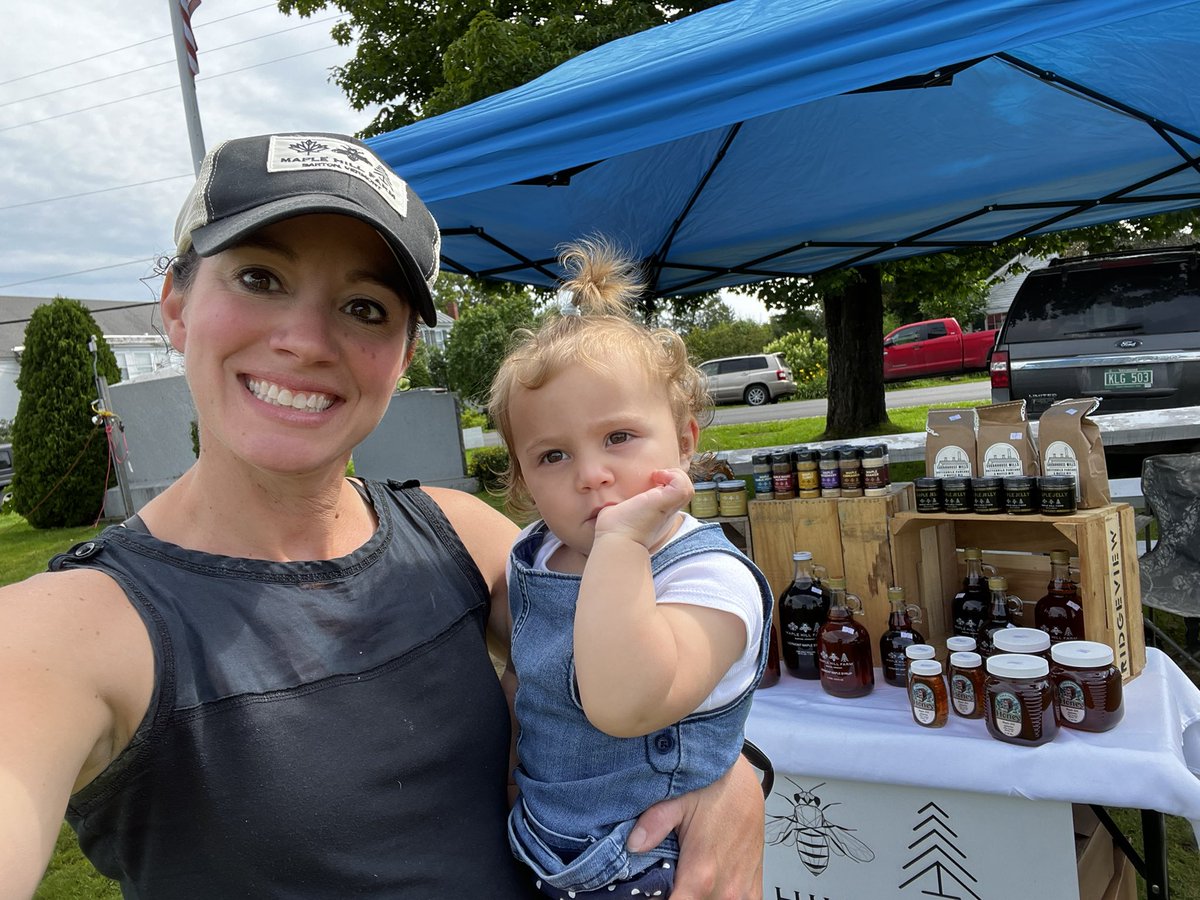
[990,246,1200,417]
[698,353,796,406]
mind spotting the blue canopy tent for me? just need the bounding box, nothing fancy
[368,0,1200,298]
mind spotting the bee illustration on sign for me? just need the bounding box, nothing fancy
[766,778,875,876]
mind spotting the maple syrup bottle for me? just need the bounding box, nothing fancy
[880,586,925,687]
[977,576,1022,659]
[1035,550,1086,644]
[817,577,875,698]
[779,552,829,679]
[757,622,781,689]
[952,548,991,641]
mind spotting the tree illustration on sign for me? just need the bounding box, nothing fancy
[898,801,982,899]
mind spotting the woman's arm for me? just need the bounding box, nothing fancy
[0,570,153,900]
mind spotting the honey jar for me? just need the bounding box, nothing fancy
[991,627,1052,663]
[949,651,985,719]
[984,653,1058,746]
[1050,641,1124,733]
[908,659,949,728]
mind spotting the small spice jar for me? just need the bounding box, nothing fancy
[908,659,949,728]
[838,446,864,497]
[793,449,821,498]
[1040,475,1078,515]
[914,477,943,513]
[984,653,1059,746]
[1003,475,1039,514]
[946,635,977,653]
[1050,640,1124,732]
[691,481,719,519]
[818,448,842,497]
[862,444,889,496]
[751,452,773,501]
[941,476,973,513]
[949,650,985,719]
[771,450,796,500]
[971,476,1004,514]
[992,627,1052,663]
[717,479,748,517]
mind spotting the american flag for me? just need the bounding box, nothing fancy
[180,0,202,76]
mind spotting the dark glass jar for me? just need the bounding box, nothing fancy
[779,552,829,680]
[817,577,874,698]
[942,477,973,513]
[1036,549,1086,644]
[914,477,943,513]
[971,477,1003,514]
[949,651,985,719]
[1003,475,1039,514]
[1040,476,1077,515]
[908,659,949,728]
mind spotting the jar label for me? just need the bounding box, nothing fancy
[911,683,937,724]
[983,443,1023,477]
[819,468,841,490]
[951,674,976,714]
[772,473,794,493]
[1057,680,1086,723]
[753,472,773,494]
[797,469,820,491]
[993,690,1024,736]
[934,446,972,478]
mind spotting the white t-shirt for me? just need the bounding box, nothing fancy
[521,514,764,713]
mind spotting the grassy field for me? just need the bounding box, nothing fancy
[6,396,1197,898]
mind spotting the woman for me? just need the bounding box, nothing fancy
[0,132,763,899]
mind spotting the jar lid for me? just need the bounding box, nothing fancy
[825,575,847,589]
[717,480,746,491]
[837,446,861,460]
[992,627,1050,654]
[915,476,942,487]
[1002,475,1034,487]
[794,448,817,463]
[771,450,792,463]
[941,476,971,488]
[910,659,942,677]
[693,481,718,490]
[987,575,1007,590]
[1040,475,1076,488]
[886,586,905,602]
[752,452,770,464]
[792,551,813,561]
[1049,549,1070,564]
[1051,640,1115,668]
[986,653,1049,679]
[946,636,977,652]
[964,547,983,560]
[905,643,936,660]
[818,447,839,460]
[950,651,982,668]
[860,445,883,459]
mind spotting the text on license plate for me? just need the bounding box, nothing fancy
[1103,368,1153,389]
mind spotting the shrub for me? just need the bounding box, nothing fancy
[460,407,488,431]
[766,330,829,400]
[11,298,120,528]
[468,446,510,494]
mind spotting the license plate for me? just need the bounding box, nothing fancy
[1103,368,1153,389]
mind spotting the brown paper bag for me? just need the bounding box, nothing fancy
[976,400,1039,478]
[925,408,977,478]
[1038,398,1110,508]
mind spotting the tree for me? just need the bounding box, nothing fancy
[444,286,539,407]
[683,319,774,366]
[11,298,120,528]
[276,1,717,136]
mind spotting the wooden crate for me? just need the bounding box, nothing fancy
[748,483,914,645]
[889,504,1146,682]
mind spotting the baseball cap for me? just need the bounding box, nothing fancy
[174,133,441,326]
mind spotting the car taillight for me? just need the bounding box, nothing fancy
[776,369,788,381]
[990,350,1010,390]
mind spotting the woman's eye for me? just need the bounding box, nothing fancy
[343,297,388,323]
[237,268,280,292]
[608,431,631,446]
[540,450,565,465]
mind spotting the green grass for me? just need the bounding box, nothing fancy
[6,390,1199,900]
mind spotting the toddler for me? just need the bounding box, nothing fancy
[488,239,773,898]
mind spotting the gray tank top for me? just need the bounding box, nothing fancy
[51,479,535,898]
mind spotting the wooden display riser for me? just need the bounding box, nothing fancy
[889,504,1146,682]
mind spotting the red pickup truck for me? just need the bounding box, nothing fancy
[882,317,997,382]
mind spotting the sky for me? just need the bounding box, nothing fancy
[0,0,769,322]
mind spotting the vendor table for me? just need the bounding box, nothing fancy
[747,649,1200,899]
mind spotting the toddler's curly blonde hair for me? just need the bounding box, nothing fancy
[488,237,711,518]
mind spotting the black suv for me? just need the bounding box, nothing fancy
[990,245,1200,417]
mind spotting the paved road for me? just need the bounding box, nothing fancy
[709,379,991,426]
[479,380,991,446]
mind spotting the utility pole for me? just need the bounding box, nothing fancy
[169,0,206,175]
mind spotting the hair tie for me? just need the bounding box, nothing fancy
[557,288,580,316]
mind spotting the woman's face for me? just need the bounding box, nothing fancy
[162,213,415,478]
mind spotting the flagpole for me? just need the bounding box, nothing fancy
[168,0,206,176]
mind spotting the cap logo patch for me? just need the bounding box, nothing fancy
[266,135,408,217]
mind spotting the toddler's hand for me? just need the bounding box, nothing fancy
[594,468,693,550]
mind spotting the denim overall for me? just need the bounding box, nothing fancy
[507,520,773,893]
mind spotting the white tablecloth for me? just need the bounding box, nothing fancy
[747,648,1200,841]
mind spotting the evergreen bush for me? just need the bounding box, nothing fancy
[467,446,510,494]
[11,298,120,528]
